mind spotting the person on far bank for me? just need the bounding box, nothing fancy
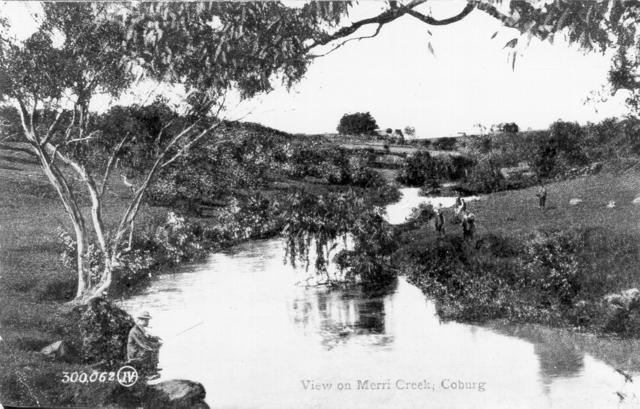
[462,212,475,240]
[536,183,547,209]
[434,204,445,237]
[454,194,466,222]
[127,311,162,376]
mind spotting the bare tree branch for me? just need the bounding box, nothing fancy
[64,105,77,142]
[99,132,131,199]
[66,135,96,144]
[160,121,222,169]
[44,142,85,177]
[112,119,204,247]
[40,108,64,147]
[310,23,384,59]
[154,118,177,153]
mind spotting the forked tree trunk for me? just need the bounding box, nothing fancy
[30,140,92,299]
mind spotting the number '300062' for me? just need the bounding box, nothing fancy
[61,371,116,384]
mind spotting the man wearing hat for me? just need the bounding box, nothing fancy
[127,311,162,372]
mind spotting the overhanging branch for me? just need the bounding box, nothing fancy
[305,0,427,51]
[404,2,475,26]
[306,0,516,54]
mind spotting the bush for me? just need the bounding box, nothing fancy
[531,121,587,178]
[519,231,581,308]
[408,203,436,223]
[397,150,440,186]
[431,137,458,151]
[335,211,398,286]
[460,159,504,193]
[348,154,385,188]
[337,112,378,135]
[77,298,134,366]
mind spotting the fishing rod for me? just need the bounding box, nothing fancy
[156,321,205,344]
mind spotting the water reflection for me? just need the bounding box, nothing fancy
[491,325,586,382]
[292,281,397,349]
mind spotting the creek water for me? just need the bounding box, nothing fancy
[118,188,640,409]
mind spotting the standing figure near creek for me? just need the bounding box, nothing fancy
[462,212,475,240]
[127,311,162,377]
[536,183,547,210]
[454,194,467,222]
[434,204,445,237]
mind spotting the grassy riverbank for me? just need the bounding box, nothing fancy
[0,134,400,406]
[0,144,172,406]
[396,169,640,337]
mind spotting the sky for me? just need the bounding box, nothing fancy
[1,1,631,139]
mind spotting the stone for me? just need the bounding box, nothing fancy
[144,379,209,409]
[589,162,603,174]
[569,198,582,206]
[40,340,70,360]
[603,288,640,311]
[632,196,640,204]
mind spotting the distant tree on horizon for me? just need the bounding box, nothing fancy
[404,126,416,138]
[337,112,378,135]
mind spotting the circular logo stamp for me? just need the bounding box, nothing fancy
[116,365,139,387]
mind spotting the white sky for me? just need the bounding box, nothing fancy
[2,1,630,138]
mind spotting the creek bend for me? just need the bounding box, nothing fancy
[118,188,640,409]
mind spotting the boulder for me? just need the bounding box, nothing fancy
[632,196,640,204]
[40,340,70,360]
[603,288,640,311]
[144,379,209,409]
[569,198,583,206]
[589,162,603,174]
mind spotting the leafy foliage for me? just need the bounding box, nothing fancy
[282,189,396,285]
[337,112,378,135]
[461,158,505,194]
[77,298,134,365]
[532,121,588,178]
[398,150,472,187]
[520,231,581,307]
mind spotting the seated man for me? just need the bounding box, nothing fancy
[127,311,162,375]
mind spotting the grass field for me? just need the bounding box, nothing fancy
[468,171,640,238]
[400,168,640,336]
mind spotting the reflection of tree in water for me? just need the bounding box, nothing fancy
[493,325,585,395]
[291,281,397,349]
[534,339,584,381]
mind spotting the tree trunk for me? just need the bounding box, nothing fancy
[32,144,91,300]
[14,99,91,301]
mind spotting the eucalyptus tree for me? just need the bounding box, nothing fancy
[0,2,351,301]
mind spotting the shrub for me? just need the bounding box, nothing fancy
[335,210,398,286]
[460,159,504,193]
[77,298,134,365]
[397,150,440,186]
[408,203,436,223]
[531,121,587,178]
[519,231,581,308]
[431,137,458,151]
